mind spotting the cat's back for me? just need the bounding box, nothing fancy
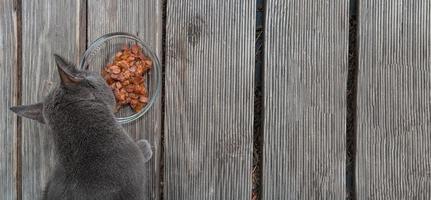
[52,101,147,190]
[51,125,146,200]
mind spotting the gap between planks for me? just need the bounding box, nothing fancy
[13,0,23,199]
[252,0,266,199]
[346,13,359,200]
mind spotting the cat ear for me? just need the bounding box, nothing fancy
[10,103,45,124]
[54,54,83,86]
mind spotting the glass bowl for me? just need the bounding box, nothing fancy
[79,32,161,124]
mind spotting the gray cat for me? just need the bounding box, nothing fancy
[11,55,152,200]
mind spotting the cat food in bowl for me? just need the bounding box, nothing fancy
[80,32,161,124]
[102,44,151,112]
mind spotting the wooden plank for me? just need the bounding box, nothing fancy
[0,0,18,199]
[21,1,83,199]
[87,1,163,199]
[164,0,255,199]
[262,0,348,199]
[356,1,431,199]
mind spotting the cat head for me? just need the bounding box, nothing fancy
[10,54,116,124]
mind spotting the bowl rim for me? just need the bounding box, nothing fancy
[79,32,161,124]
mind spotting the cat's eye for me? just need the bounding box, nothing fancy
[87,81,97,89]
[85,76,99,89]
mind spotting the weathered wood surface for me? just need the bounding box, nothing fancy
[87,0,163,199]
[0,0,18,199]
[356,1,431,199]
[164,0,255,199]
[262,0,348,199]
[21,0,83,199]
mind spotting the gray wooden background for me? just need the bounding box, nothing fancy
[1,0,431,200]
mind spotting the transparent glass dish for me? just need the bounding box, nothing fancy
[79,32,161,124]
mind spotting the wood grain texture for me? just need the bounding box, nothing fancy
[262,0,348,199]
[21,0,83,199]
[87,0,163,199]
[0,0,18,199]
[164,1,255,199]
[357,1,431,199]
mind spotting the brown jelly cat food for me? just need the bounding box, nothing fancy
[102,44,152,112]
